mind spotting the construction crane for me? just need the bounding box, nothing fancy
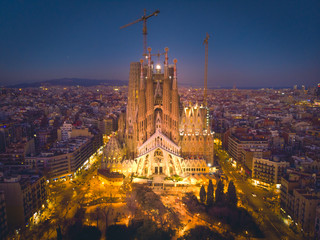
[120,9,160,56]
[203,33,210,107]
[151,50,165,64]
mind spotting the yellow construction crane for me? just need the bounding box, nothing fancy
[203,33,210,107]
[120,9,160,56]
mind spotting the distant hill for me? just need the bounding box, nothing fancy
[6,78,291,90]
[7,78,128,88]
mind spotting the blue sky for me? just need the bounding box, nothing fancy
[0,0,319,88]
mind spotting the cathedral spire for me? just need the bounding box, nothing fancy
[156,111,162,132]
[140,59,144,90]
[147,47,152,78]
[164,47,169,66]
[154,80,162,98]
[173,58,178,90]
[164,47,169,78]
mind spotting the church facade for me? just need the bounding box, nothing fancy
[110,47,213,177]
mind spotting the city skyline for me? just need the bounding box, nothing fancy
[0,0,319,88]
[1,43,320,238]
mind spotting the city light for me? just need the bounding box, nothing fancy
[1,4,318,239]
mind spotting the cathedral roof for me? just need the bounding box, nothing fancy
[104,134,124,161]
[137,131,181,157]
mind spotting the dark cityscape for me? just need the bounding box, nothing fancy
[0,1,320,240]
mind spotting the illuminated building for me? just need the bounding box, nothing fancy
[0,191,8,239]
[26,134,103,180]
[179,104,214,164]
[315,206,320,240]
[293,189,320,236]
[112,47,214,177]
[228,134,268,162]
[58,121,72,141]
[280,171,320,237]
[0,173,46,231]
[57,121,92,141]
[252,157,289,187]
[241,148,271,175]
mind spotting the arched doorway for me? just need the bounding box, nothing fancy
[154,148,163,174]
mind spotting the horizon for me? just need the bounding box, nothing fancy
[4,77,301,90]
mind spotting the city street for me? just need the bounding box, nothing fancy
[216,147,302,240]
[17,149,126,240]
[14,143,306,240]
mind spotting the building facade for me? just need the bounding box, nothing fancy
[115,48,213,177]
[315,206,320,240]
[293,189,320,236]
[179,105,214,164]
[125,48,180,157]
[252,157,289,186]
[280,171,320,237]
[228,135,268,162]
[26,134,103,180]
[0,191,8,240]
[0,174,46,231]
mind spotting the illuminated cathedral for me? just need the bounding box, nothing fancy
[104,47,214,177]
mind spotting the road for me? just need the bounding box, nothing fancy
[18,150,110,239]
[216,147,302,240]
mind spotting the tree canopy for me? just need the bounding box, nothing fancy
[66,222,101,240]
[106,224,132,240]
[215,180,225,205]
[206,180,214,206]
[227,181,237,207]
[199,185,206,204]
[178,225,231,240]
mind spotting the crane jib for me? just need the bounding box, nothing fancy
[120,9,160,56]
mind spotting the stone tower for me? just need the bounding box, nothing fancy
[126,62,140,158]
[126,48,179,158]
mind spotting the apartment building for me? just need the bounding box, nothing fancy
[0,191,8,239]
[280,171,320,237]
[0,173,46,230]
[26,134,102,180]
[293,188,320,236]
[252,157,289,186]
[228,135,268,162]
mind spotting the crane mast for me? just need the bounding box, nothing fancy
[120,9,160,56]
[203,33,210,107]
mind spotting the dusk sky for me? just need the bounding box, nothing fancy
[0,0,319,88]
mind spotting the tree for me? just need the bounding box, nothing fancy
[199,185,206,204]
[66,222,101,240]
[56,225,63,240]
[177,225,230,240]
[80,226,101,240]
[126,191,138,217]
[106,224,132,240]
[227,181,237,207]
[136,220,173,240]
[206,180,214,206]
[182,192,204,213]
[215,180,225,205]
[132,184,167,224]
[167,207,182,230]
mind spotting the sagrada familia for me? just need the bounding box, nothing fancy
[102,47,214,178]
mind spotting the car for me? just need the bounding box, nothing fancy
[252,193,257,197]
